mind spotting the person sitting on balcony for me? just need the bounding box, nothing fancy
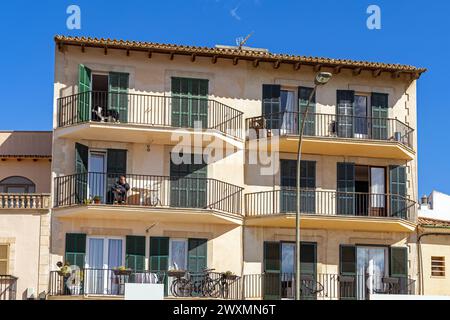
[112,175,130,204]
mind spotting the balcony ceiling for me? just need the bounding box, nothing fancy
[245,214,416,233]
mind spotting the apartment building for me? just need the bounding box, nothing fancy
[49,35,424,300]
[0,131,52,300]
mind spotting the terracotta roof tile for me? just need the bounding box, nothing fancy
[54,35,426,76]
[418,217,450,227]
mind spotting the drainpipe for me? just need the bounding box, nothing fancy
[416,227,450,295]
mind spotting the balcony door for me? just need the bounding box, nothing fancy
[170,154,207,209]
[85,237,124,295]
[88,151,106,203]
[171,77,208,128]
[354,94,369,138]
[280,160,316,214]
[356,246,388,300]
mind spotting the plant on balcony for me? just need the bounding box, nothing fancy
[222,271,238,281]
[56,261,72,277]
[113,266,132,276]
[92,195,102,204]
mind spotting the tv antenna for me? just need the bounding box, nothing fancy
[236,31,254,50]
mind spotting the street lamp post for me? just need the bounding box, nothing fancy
[295,72,332,300]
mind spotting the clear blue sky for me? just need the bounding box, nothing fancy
[0,0,447,197]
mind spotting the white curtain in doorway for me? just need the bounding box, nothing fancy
[87,238,105,294]
[370,168,385,207]
[281,91,296,134]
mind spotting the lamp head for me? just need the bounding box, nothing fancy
[315,72,333,85]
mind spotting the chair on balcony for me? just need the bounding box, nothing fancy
[248,117,266,139]
[300,274,324,298]
[373,277,400,295]
[92,106,120,123]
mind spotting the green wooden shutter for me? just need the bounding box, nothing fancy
[280,160,316,214]
[78,64,91,122]
[337,90,355,138]
[262,85,281,130]
[170,154,207,208]
[337,163,355,215]
[339,245,356,300]
[106,149,127,203]
[187,238,207,272]
[109,72,129,122]
[371,93,388,140]
[65,233,86,269]
[263,241,281,300]
[126,236,145,271]
[75,143,88,204]
[171,77,208,128]
[300,242,317,300]
[149,237,169,295]
[389,165,407,219]
[390,246,408,294]
[298,87,316,136]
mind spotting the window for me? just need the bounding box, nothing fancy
[431,256,445,277]
[0,244,9,274]
[0,176,35,193]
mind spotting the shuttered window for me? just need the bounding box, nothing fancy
[109,72,129,122]
[0,244,9,274]
[65,233,86,269]
[126,236,146,271]
[371,92,388,140]
[337,163,355,215]
[390,247,408,278]
[298,87,316,136]
[337,90,355,138]
[389,166,407,219]
[149,237,169,272]
[431,257,445,277]
[78,64,91,122]
[262,85,281,130]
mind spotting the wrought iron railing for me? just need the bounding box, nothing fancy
[57,91,243,140]
[245,189,416,221]
[54,172,243,216]
[0,275,18,300]
[246,112,414,149]
[49,269,241,300]
[0,193,50,209]
[242,273,416,300]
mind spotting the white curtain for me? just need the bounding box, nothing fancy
[170,240,187,270]
[108,239,123,295]
[370,168,385,208]
[357,247,386,299]
[281,91,296,135]
[87,238,104,294]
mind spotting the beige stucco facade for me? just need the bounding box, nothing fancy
[49,37,423,299]
[0,131,52,299]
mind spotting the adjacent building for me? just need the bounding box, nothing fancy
[0,131,52,299]
[417,191,450,296]
[46,35,426,300]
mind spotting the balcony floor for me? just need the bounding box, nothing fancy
[52,204,243,225]
[247,135,415,160]
[245,214,416,232]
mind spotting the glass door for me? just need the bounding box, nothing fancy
[280,90,296,135]
[370,168,386,217]
[281,243,295,299]
[88,152,106,203]
[354,95,369,138]
[356,247,388,300]
[86,238,105,294]
[168,239,188,296]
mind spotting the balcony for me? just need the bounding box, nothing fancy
[245,189,416,232]
[48,269,241,300]
[56,91,244,148]
[246,112,415,160]
[242,273,415,300]
[0,193,50,210]
[0,275,17,300]
[53,173,243,224]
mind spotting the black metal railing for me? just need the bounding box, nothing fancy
[246,112,414,148]
[242,273,415,300]
[49,269,241,300]
[57,91,243,140]
[245,189,416,221]
[54,172,243,216]
[0,275,18,300]
[49,269,166,296]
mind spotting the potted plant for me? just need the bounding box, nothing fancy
[113,266,132,276]
[56,261,72,277]
[92,195,102,204]
[222,271,238,281]
[167,269,186,278]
